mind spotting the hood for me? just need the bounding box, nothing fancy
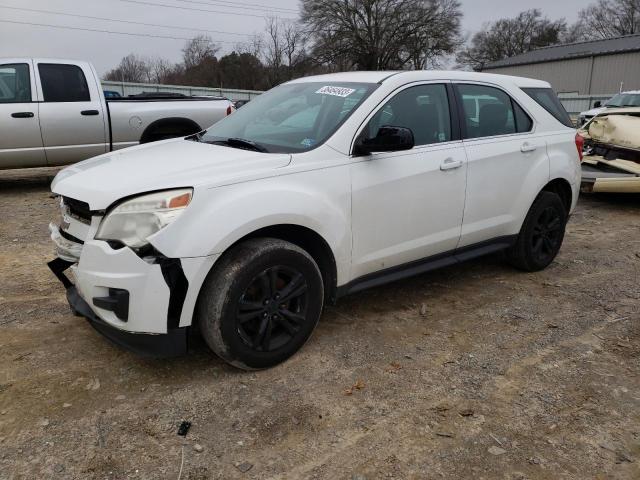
[580,106,607,117]
[51,139,291,210]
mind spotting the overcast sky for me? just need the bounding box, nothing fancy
[0,0,586,75]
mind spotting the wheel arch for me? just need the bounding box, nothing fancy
[140,117,202,144]
[541,177,573,214]
[221,224,339,305]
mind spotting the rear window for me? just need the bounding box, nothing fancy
[522,88,573,128]
[39,63,90,102]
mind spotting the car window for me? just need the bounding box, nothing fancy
[457,84,529,139]
[365,84,452,146]
[0,63,31,103]
[521,87,573,128]
[202,82,377,153]
[604,93,640,107]
[39,63,90,102]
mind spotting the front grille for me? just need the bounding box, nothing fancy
[63,197,92,224]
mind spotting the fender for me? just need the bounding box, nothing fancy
[149,165,353,285]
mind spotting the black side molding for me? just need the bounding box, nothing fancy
[337,235,517,298]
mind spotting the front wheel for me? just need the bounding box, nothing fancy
[196,238,324,370]
[507,191,568,272]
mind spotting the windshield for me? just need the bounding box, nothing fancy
[201,82,377,153]
[605,93,640,107]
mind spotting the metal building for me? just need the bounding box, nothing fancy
[480,34,640,96]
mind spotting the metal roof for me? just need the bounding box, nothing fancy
[482,34,640,69]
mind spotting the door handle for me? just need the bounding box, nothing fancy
[520,142,537,153]
[11,112,34,118]
[81,110,100,116]
[440,157,463,171]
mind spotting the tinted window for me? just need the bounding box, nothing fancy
[513,101,533,132]
[0,64,31,103]
[457,84,526,139]
[365,84,452,146]
[522,87,573,128]
[39,64,90,102]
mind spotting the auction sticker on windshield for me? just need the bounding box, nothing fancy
[316,86,356,97]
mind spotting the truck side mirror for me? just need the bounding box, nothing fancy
[593,101,601,108]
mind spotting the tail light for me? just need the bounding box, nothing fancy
[575,132,584,162]
[226,104,233,116]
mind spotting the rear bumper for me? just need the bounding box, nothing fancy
[49,258,188,357]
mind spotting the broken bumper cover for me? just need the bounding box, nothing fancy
[66,284,188,357]
[47,249,191,358]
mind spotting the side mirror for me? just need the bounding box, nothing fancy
[593,101,601,108]
[354,126,415,155]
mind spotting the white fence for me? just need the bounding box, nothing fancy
[102,81,612,117]
[101,80,263,101]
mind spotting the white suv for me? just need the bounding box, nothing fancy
[49,71,581,369]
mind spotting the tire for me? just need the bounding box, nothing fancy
[507,191,568,272]
[196,238,324,370]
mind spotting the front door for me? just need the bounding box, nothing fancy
[350,83,467,280]
[0,61,46,169]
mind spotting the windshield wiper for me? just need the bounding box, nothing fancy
[210,137,269,153]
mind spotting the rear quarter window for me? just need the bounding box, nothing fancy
[522,88,573,128]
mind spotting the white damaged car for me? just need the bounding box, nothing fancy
[49,71,581,369]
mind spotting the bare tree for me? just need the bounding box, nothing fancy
[260,17,309,86]
[147,57,175,84]
[578,0,640,39]
[103,54,150,82]
[301,0,462,70]
[182,35,219,70]
[456,9,568,71]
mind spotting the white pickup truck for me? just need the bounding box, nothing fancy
[0,58,235,169]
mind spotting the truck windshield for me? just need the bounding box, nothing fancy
[605,93,640,107]
[201,82,377,153]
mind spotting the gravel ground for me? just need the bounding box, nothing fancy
[0,167,639,480]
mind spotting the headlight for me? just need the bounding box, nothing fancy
[96,189,192,248]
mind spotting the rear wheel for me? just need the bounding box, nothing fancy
[197,238,324,370]
[507,191,568,271]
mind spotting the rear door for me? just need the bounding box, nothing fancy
[453,83,549,247]
[0,60,46,169]
[35,61,107,165]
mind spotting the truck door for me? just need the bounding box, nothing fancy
[0,60,46,169]
[35,61,107,166]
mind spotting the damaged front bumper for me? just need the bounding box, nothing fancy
[48,254,189,357]
[48,237,218,358]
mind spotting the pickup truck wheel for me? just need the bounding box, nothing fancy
[197,238,324,370]
[507,191,567,272]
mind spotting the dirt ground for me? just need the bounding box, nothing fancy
[0,167,639,480]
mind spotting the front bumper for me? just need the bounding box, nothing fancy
[48,238,218,357]
[48,257,188,357]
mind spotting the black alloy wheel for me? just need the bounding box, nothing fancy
[508,191,568,272]
[197,238,324,370]
[530,206,563,264]
[235,266,309,353]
